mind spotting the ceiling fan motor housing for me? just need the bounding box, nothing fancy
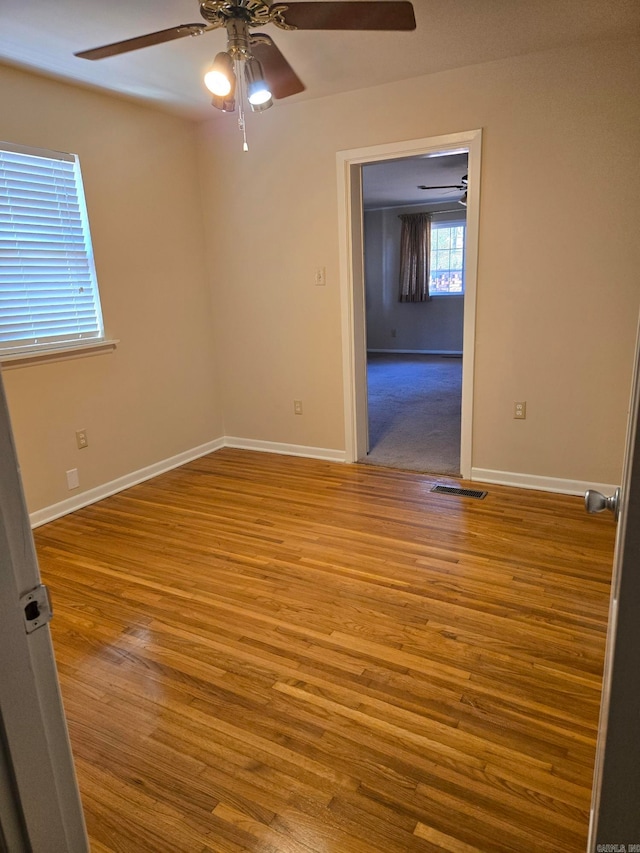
[200,0,274,27]
[226,18,252,57]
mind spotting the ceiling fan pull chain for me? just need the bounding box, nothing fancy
[240,116,249,152]
[235,59,249,151]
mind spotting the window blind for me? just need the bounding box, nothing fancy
[0,143,104,354]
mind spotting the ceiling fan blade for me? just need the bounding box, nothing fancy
[271,1,416,31]
[75,24,211,60]
[418,184,466,190]
[250,35,305,99]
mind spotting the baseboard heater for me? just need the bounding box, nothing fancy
[431,485,487,499]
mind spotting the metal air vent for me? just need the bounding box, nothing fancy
[431,485,487,499]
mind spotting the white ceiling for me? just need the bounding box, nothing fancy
[362,151,468,208]
[1,0,638,122]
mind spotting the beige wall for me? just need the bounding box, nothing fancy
[0,64,223,513]
[2,35,639,516]
[198,37,640,484]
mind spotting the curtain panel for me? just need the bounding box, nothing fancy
[398,212,431,302]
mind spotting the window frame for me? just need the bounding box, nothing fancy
[429,215,466,297]
[0,141,112,365]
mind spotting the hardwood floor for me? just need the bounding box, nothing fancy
[34,448,616,852]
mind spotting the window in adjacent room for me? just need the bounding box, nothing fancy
[0,141,105,358]
[429,221,465,295]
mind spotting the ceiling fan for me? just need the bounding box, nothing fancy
[418,174,468,193]
[75,0,417,114]
[418,173,468,206]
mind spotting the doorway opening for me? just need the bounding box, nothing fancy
[359,152,467,476]
[336,130,482,479]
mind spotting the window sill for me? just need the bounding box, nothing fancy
[0,339,119,370]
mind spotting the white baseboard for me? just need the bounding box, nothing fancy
[31,445,615,529]
[30,437,345,528]
[224,436,346,463]
[368,349,463,356]
[471,467,619,497]
[30,438,225,528]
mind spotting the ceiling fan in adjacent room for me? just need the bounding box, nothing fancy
[418,174,468,206]
[75,0,416,147]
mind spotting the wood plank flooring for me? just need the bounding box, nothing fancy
[34,448,616,852]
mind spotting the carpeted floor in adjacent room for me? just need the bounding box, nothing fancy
[359,353,462,477]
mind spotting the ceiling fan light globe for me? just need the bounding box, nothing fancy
[245,57,272,107]
[249,94,273,112]
[211,94,236,112]
[204,52,235,96]
[204,70,232,96]
[248,87,272,106]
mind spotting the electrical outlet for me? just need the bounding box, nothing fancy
[391,329,397,338]
[76,429,88,449]
[314,267,326,286]
[294,400,303,415]
[66,469,79,490]
[514,402,527,419]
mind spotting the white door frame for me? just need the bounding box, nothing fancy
[336,129,482,478]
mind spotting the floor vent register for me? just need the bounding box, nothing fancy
[431,485,488,500]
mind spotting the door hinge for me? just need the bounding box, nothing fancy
[20,584,53,634]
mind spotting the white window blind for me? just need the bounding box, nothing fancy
[0,142,104,356]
